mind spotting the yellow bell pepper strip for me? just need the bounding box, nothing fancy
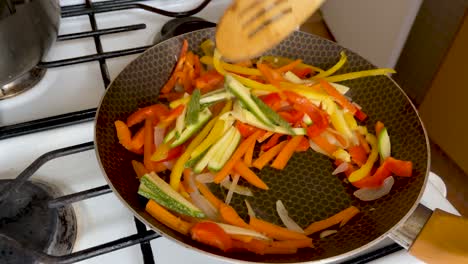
[343,112,358,130]
[200,39,215,57]
[332,148,351,163]
[169,101,233,190]
[200,56,261,76]
[325,68,396,83]
[190,119,226,159]
[330,108,357,145]
[213,49,227,75]
[312,51,347,79]
[169,95,191,109]
[348,133,378,182]
[259,56,325,73]
[320,80,357,115]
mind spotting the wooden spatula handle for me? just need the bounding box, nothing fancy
[409,209,468,263]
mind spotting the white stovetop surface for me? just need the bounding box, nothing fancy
[0,0,460,263]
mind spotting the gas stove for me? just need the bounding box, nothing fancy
[0,1,460,263]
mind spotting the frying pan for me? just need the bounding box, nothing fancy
[94,28,466,263]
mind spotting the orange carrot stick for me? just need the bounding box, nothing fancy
[231,239,268,254]
[115,120,133,150]
[348,145,367,166]
[234,161,269,190]
[310,134,338,155]
[219,203,250,228]
[145,200,193,235]
[244,136,256,167]
[304,206,360,235]
[253,141,288,170]
[375,121,385,135]
[214,131,262,183]
[264,246,297,254]
[257,131,274,143]
[249,217,309,241]
[131,160,149,179]
[130,127,145,151]
[182,168,194,193]
[271,135,304,170]
[277,59,302,73]
[195,181,223,209]
[143,117,155,171]
[356,133,371,153]
[320,80,357,114]
[230,234,255,243]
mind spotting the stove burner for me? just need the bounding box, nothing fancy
[0,180,76,264]
[0,67,46,100]
[154,17,216,43]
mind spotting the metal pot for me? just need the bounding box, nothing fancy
[0,0,60,86]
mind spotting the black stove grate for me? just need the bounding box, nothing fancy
[0,0,210,140]
[0,142,403,263]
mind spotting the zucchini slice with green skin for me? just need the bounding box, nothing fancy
[225,75,274,127]
[163,129,177,144]
[208,127,241,171]
[186,89,201,125]
[378,127,391,160]
[250,95,294,134]
[200,91,234,105]
[194,126,236,173]
[138,172,205,218]
[170,108,212,148]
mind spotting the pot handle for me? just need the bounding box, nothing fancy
[389,204,468,263]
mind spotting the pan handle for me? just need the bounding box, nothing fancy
[389,204,468,263]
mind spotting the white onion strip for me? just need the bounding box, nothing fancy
[190,192,219,220]
[332,162,349,175]
[353,176,395,201]
[276,200,304,233]
[309,139,331,157]
[220,177,253,197]
[153,126,165,148]
[245,200,256,218]
[320,230,338,238]
[216,223,270,241]
[225,174,240,205]
[195,173,215,183]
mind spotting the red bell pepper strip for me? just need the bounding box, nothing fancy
[283,90,329,137]
[195,70,224,94]
[191,222,233,252]
[352,163,392,188]
[152,144,184,163]
[291,67,312,79]
[259,92,283,111]
[161,39,189,94]
[354,108,368,122]
[235,121,258,138]
[385,157,413,177]
[158,104,185,128]
[348,145,368,166]
[126,104,170,127]
[295,137,310,152]
[319,80,357,115]
[278,109,304,124]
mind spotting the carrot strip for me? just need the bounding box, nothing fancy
[264,246,297,254]
[178,183,191,200]
[234,161,269,190]
[131,160,149,179]
[231,239,268,254]
[261,133,281,151]
[182,168,194,193]
[195,181,223,209]
[143,117,156,171]
[230,234,255,243]
[271,135,304,170]
[244,137,256,167]
[375,121,384,135]
[214,131,262,183]
[304,206,360,235]
[250,217,309,241]
[295,136,310,152]
[319,79,357,114]
[277,59,302,73]
[310,134,338,155]
[219,203,250,228]
[253,141,288,170]
[271,238,313,249]
[115,120,133,150]
[130,127,145,151]
[145,200,193,235]
[257,131,274,143]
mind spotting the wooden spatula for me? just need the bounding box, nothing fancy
[216,0,326,62]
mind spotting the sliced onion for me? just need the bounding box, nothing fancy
[162,161,174,170]
[352,102,362,110]
[309,139,331,157]
[244,200,256,218]
[276,200,305,233]
[332,162,349,175]
[324,131,339,146]
[353,176,395,201]
[225,174,240,205]
[216,223,270,241]
[326,128,349,148]
[185,170,199,194]
[190,192,219,220]
[153,126,165,148]
[195,172,215,183]
[320,230,338,238]
[220,177,253,197]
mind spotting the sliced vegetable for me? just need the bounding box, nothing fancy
[220,178,254,197]
[170,107,212,147]
[195,181,223,209]
[332,162,349,175]
[225,174,240,205]
[249,217,309,241]
[378,127,391,161]
[195,172,215,183]
[189,191,219,220]
[132,160,149,179]
[253,140,288,170]
[348,134,378,182]
[304,206,360,235]
[208,127,242,171]
[319,230,338,238]
[146,200,193,235]
[354,176,395,201]
[245,200,256,218]
[139,172,205,218]
[324,68,396,83]
[216,223,270,241]
[186,89,201,125]
[219,203,250,228]
[385,157,412,177]
[251,95,294,134]
[313,51,347,79]
[271,136,304,170]
[276,200,305,233]
[234,161,269,190]
[194,126,236,173]
[191,222,233,252]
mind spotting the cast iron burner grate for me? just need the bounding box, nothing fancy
[0,142,403,263]
[0,0,215,140]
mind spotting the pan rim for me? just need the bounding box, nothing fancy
[93,27,431,263]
